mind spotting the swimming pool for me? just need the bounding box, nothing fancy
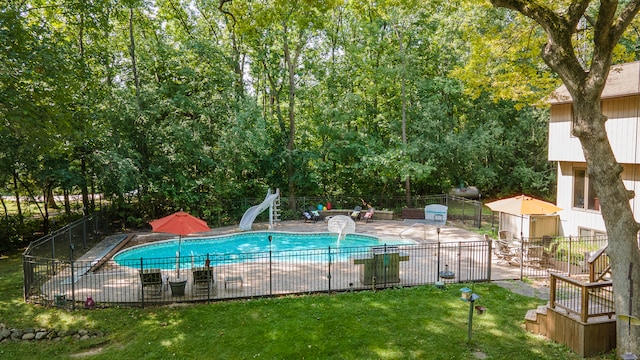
[113,231,415,270]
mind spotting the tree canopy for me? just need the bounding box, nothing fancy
[4,0,640,353]
[0,1,563,226]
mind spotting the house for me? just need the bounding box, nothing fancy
[548,61,640,237]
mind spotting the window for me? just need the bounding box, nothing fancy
[573,168,599,211]
[579,227,606,238]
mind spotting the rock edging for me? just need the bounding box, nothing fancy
[0,323,105,343]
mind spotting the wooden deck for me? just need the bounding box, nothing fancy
[526,271,616,357]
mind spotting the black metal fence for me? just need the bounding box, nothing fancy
[24,240,492,309]
[23,212,111,260]
[495,235,609,279]
[21,207,610,309]
[22,212,111,301]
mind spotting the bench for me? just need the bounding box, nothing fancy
[401,208,425,219]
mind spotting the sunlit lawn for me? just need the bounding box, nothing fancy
[0,253,614,360]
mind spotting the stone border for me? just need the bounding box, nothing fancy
[0,323,104,343]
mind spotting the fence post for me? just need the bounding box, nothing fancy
[457,242,462,283]
[70,243,76,310]
[383,244,388,287]
[486,235,492,281]
[206,253,211,303]
[520,241,524,280]
[462,200,466,225]
[140,258,145,308]
[568,236,573,276]
[327,246,332,294]
[269,235,273,296]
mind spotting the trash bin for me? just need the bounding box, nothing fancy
[169,280,187,296]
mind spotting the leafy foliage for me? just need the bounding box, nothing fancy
[1,0,565,230]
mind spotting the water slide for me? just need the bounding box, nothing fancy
[239,188,280,231]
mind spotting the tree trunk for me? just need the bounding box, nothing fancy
[395,24,411,207]
[488,0,640,354]
[283,22,301,210]
[63,188,71,221]
[81,155,90,215]
[46,185,58,210]
[573,97,640,355]
[129,7,141,102]
[12,170,23,225]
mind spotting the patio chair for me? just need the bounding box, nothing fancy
[302,209,317,223]
[525,245,544,268]
[362,207,375,223]
[139,268,163,296]
[350,206,362,221]
[498,230,513,242]
[308,206,320,222]
[493,239,520,266]
[192,266,216,296]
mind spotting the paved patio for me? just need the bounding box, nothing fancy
[37,219,538,307]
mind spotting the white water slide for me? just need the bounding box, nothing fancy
[239,188,280,231]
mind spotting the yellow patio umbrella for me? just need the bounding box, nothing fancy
[485,195,562,216]
[485,195,562,238]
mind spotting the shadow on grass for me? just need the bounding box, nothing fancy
[0,252,595,359]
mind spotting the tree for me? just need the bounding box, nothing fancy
[489,0,640,355]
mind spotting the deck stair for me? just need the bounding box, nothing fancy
[524,248,616,357]
[525,305,549,336]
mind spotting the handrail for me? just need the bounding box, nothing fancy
[399,222,426,240]
[588,245,610,282]
[549,272,614,323]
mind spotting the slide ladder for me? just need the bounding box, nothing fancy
[239,188,280,231]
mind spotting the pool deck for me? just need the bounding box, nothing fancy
[39,220,530,306]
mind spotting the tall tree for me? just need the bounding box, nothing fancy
[489,0,640,355]
[228,0,336,209]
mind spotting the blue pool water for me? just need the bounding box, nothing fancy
[114,231,414,269]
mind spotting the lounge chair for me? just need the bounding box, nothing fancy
[192,266,216,295]
[350,206,362,221]
[302,207,319,223]
[308,206,320,222]
[139,268,162,296]
[362,208,374,223]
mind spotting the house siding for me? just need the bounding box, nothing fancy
[555,161,640,236]
[549,96,640,164]
[548,62,640,237]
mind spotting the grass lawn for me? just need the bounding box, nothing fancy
[0,252,614,359]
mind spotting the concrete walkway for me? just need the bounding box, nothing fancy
[493,280,550,300]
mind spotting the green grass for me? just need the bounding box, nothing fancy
[0,253,615,360]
